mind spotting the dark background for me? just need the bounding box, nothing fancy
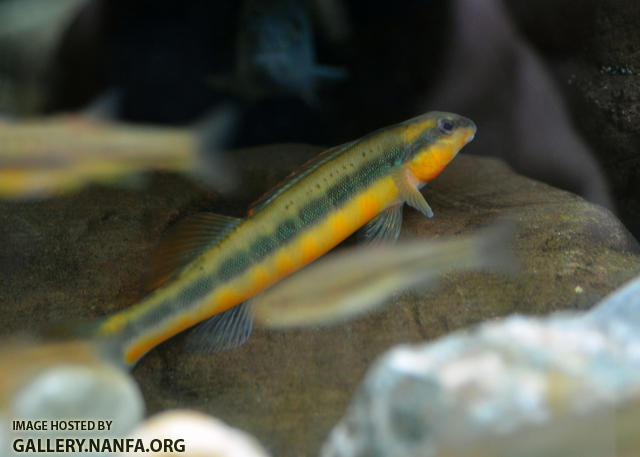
[13,0,640,238]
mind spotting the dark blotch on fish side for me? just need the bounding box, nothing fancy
[275,219,298,243]
[249,235,278,260]
[218,251,251,281]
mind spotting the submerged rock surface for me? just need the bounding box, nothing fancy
[1,146,639,457]
[321,274,640,457]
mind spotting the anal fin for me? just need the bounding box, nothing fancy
[183,301,253,353]
[144,212,241,292]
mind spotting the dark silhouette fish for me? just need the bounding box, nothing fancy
[212,0,347,104]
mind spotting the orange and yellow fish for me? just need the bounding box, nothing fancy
[64,111,476,366]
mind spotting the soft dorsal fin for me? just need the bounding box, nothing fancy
[144,212,242,292]
[247,140,356,216]
[183,301,253,353]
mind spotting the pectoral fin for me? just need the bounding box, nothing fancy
[392,167,434,218]
[359,204,403,244]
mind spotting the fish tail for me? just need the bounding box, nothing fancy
[191,104,239,193]
[40,316,130,369]
[465,219,520,272]
[312,64,349,81]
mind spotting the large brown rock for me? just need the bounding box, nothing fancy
[1,146,639,457]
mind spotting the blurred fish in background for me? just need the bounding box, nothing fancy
[0,0,241,199]
[211,0,348,105]
[0,0,88,115]
[250,222,517,329]
[0,109,236,199]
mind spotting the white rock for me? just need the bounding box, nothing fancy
[321,273,640,457]
[119,410,271,457]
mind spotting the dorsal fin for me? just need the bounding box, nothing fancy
[144,212,242,292]
[247,140,356,216]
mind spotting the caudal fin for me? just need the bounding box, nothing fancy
[39,315,130,369]
[191,104,239,193]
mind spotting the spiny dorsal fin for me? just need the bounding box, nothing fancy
[144,212,241,292]
[183,301,253,353]
[247,140,356,216]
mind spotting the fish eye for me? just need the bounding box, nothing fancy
[438,118,455,135]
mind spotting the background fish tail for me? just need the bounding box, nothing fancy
[462,219,520,272]
[191,104,239,193]
[313,64,348,81]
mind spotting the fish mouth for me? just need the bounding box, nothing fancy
[459,125,477,149]
[465,129,476,144]
[464,118,478,142]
